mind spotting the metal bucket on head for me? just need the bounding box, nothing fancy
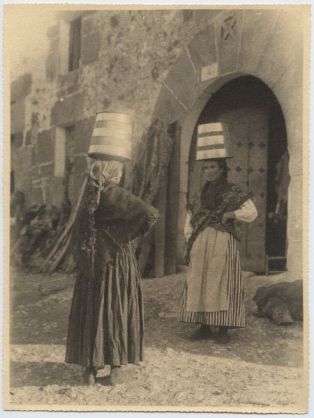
[88,112,132,161]
[196,122,232,160]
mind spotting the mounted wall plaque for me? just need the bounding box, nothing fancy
[201,62,218,82]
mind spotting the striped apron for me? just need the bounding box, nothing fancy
[180,227,245,328]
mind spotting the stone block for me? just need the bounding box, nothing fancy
[39,163,54,178]
[271,50,302,117]
[11,73,32,101]
[286,238,303,280]
[74,117,95,154]
[37,129,54,164]
[110,15,120,28]
[11,99,25,134]
[30,185,43,206]
[287,174,303,241]
[13,148,33,198]
[286,121,303,177]
[182,10,193,22]
[74,155,87,174]
[25,130,32,146]
[58,70,80,91]
[164,50,201,109]
[50,177,64,207]
[81,32,100,65]
[51,93,84,126]
[257,10,303,88]
[214,9,244,75]
[46,53,58,80]
[238,10,278,75]
[270,54,303,179]
[31,146,37,166]
[40,178,53,205]
[31,165,39,180]
[82,16,97,35]
[152,84,186,124]
[193,10,221,24]
[11,132,23,148]
[187,24,217,80]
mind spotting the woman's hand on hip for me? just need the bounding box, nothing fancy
[221,211,235,224]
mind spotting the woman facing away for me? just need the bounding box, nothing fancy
[65,152,158,385]
[180,122,258,344]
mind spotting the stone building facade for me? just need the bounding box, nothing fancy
[10,7,308,278]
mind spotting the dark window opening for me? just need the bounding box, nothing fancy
[11,132,23,148]
[68,17,81,72]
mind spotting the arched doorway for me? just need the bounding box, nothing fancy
[151,10,304,279]
[187,76,288,273]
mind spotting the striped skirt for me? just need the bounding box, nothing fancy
[65,242,144,368]
[180,229,245,328]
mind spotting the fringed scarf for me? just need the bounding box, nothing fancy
[73,161,123,279]
[186,174,251,263]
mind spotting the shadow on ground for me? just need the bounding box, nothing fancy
[10,268,303,373]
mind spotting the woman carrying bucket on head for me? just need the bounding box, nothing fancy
[180,122,257,344]
[65,112,158,385]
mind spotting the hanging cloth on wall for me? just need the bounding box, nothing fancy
[130,119,173,204]
[128,119,174,274]
[274,150,290,216]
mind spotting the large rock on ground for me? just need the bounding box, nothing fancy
[253,280,303,325]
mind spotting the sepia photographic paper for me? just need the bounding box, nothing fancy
[3,3,311,413]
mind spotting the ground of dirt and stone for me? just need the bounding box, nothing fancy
[8,268,305,411]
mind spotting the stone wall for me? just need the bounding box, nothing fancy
[12,9,226,206]
[10,7,307,278]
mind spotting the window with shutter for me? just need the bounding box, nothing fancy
[68,17,81,72]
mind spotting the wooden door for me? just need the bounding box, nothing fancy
[188,105,268,273]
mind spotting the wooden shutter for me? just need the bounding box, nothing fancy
[69,18,81,71]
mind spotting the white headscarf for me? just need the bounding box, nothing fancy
[86,160,124,214]
[89,160,123,185]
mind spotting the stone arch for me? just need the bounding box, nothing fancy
[151,8,305,277]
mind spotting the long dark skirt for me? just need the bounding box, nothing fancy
[65,243,144,368]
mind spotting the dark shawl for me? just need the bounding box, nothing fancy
[72,177,158,279]
[186,174,251,263]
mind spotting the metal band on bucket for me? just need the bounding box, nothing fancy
[196,122,232,160]
[88,112,132,161]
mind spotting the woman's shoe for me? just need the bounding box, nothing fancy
[84,367,97,385]
[109,366,123,386]
[190,325,213,340]
[215,326,231,344]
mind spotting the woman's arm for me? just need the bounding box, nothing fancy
[97,183,159,241]
[222,199,258,224]
[233,198,258,222]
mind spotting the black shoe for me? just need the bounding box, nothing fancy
[190,325,213,340]
[84,367,97,385]
[109,366,123,386]
[215,327,231,344]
